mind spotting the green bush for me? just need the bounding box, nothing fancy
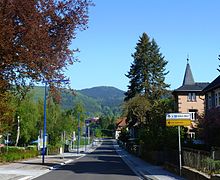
[202,158,220,174]
[0,146,38,163]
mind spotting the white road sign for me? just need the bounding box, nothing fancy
[166,113,191,120]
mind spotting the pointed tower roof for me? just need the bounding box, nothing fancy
[173,58,209,93]
[182,59,195,85]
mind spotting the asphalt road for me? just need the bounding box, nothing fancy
[34,139,142,180]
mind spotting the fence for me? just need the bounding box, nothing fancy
[182,147,212,173]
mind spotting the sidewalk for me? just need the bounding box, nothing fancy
[114,143,185,180]
[0,145,96,180]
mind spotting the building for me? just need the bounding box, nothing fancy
[173,60,209,119]
[115,117,127,139]
[203,75,220,111]
[172,60,209,136]
[202,75,220,146]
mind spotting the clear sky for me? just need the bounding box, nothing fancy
[66,0,220,91]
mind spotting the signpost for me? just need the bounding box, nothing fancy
[166,113,192,176]
[84,119,91,151]
[166,113,192,127]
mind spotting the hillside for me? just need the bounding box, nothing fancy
[31,86,125,116]
[79,86,125,108]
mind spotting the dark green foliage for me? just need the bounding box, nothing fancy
[202,158,220,174]
[79,86,124,107]
[123,32,174,156]
[125,32,169,101]
[138,98,176,151]
[123,95,151,125]
[97,115,116,137]
[61,90,102,113]
[0,146,38,163]
[118,128,130,143]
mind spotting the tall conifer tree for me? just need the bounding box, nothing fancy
[125,33,169,101]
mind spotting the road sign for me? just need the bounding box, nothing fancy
[166,113,191,120]
[166,113,192,176]
[166,119,192,126]
[166,113,191,127]
[85,119,91,126]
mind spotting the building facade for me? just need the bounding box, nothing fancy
[203,75,220,111]
[172,61,209,135]
[202,75,220,146]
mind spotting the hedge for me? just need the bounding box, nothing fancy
[0,146,38,163]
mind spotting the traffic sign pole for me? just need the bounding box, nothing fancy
[178,126,182,176]
[166,113,192,176]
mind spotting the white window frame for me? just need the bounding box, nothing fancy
[192,93,196,102]
[187,93,192,102]
[187,92,196,102]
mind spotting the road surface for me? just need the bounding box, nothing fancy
[34,139,142,180]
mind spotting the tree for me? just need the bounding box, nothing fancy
[124,32,169,101]
[123,95,151,125]
[72,101,86,132]
[123,33,174,154]
[0,92,15,134]
[0,0,93,93]
[15,93,39,146]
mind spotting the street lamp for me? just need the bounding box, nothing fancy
[42,79,69,164]
[77,113,80,154]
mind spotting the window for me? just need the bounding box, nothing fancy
[187,93,191,101]
[218,92,220,106]
[192,93,196,101]
[188,93,196,102]
[208,95,212,109]
[189,109,198,120]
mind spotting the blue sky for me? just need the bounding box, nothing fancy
[66,0,220,91]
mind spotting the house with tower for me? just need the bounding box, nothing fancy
[172,59,209,137]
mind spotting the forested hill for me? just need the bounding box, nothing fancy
[32,86,125,116]
[79,86,125,108]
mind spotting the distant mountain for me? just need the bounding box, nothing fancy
[31,86,125,116]
[79,86,125,108]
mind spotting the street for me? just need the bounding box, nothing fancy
[34,139,142,180]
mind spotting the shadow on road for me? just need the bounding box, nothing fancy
[54,139,137,176]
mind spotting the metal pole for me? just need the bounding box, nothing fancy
[178,126,182,176]
[77,113,80,154]
[42,82,47,164]
[6,133,9,152]
[41,79,69,164]
[63,131,65,159]
[88,126,90,145]
[84,125,86,152]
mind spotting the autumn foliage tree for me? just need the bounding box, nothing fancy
[0,0,93,133]
[0,0,93,93]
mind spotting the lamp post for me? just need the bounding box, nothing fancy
[77,113,80,154]
[42,79,69,164]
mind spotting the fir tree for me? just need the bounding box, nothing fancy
[125,32,169,101]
